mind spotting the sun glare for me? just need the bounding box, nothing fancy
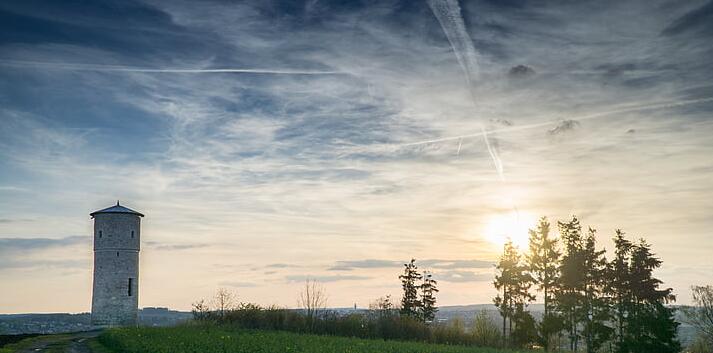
[484,211,537,250]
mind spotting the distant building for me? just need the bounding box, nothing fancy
[90,201,144,326]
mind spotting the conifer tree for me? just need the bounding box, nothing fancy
[608,229,633,352]
[581,227,612,353]
[526,217,562,350]
[420,271,439,322]
[399,258,423,319]
[555,215,586,351]
[494,239,534,347]
[626,240,680,353]
[494,240,519,346]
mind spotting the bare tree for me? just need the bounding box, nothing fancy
[685,285,713,347]
[212,288,236,319]
[191,299,211,321]
[298,279,328,330]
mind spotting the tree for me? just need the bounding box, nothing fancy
[212,288,236,319]
[494,239,534,347]
[298,279,328,331]
[471,310,502,347]
[526,217,562,350]
[399,258,423,319]
[494,239,519,346]
[555,215,586,351]
[369,295,397,319]
[191,299,211,321]
[580,227,612,353]
[625,239,680,353]
[684,285,713,348]
[608,229,633,352]
[420,271,439,322]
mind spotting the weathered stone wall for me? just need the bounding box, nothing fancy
[91,213,140,326]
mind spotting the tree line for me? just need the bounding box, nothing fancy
[493,215,680,352]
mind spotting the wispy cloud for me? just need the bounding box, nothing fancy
[285,275,371,283]
[0,0,712,310]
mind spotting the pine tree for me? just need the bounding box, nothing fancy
[494,240,519,347]
[526,217,562,350]
[626,239,680,353]
[608,229,633,353]
[399,258,423,319]
[581,227,612,353]
[420,271,439,322]
[555,215,586,352]
[494,239,534,347]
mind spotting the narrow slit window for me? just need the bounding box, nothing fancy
[131,230,135,238]
[116,252,119,257]
[128,278,133,296]
[99,230,102,238]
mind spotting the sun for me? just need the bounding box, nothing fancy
[484,211,537,250]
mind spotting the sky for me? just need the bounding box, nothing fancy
[1,0,712,313]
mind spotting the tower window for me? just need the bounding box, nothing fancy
[99,230,102,238]
[117,252,120,257]
[128,278,133,296]
[131,230,135,238]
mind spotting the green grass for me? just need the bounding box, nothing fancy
[98,326,528,353]
[0,334,72,353]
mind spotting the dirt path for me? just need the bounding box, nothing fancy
[15,330,102,353]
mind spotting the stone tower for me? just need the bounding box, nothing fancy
[90,201,144,326]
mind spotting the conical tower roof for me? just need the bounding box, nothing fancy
[90,201,144,218]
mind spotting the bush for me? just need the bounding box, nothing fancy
[471,310,502,348]
[194,303,499,348]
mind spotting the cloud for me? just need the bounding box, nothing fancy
[508,65,536,79]
[420,259,495,269]
[661,1,713,36]
[0,236,86,249]
[433,270,492,283]
[285,275,371,283]
[220,281,259,288]
[548,120,581,135]
[144,241,209,251]
[327,259,493,271]
[0,0,712,309]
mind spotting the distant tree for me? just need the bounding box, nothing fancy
[526,217,562,350]
[471,310,502,347]
[399,259,423,319]
[191,299,211,321]
[369,295,397,318]
[212,288,236,319]
[420,271,439,322]
[684,285,713,348]
[298,279,328,331]
[555,215,586,351]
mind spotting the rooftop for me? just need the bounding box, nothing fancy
[90,201,144,218]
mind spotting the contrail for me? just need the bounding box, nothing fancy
[427,0,506,181]
[400,96,713,147]
[0,59,343,75]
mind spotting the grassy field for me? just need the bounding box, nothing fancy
[97,326,528,353]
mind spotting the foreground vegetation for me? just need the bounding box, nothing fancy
[98,326,526,353]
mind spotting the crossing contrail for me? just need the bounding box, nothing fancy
[400,96,713,147]
[427,0,507,182]
[0,59,343,75]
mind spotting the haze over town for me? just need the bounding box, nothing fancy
[1,0,712,314]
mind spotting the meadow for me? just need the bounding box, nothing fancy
[97,326,528,353]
